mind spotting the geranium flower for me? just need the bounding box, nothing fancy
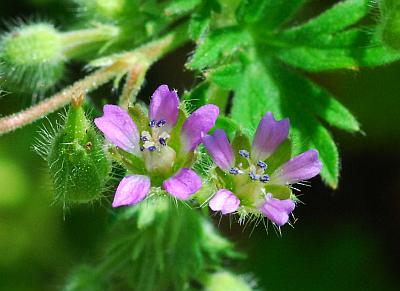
[94,85,219,207]
[202,112,322,226]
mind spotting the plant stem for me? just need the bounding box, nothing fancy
[0,23,188,136]
[61,25,120,58]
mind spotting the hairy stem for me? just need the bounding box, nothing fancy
[61,25,121,58]
[0,23,188,135]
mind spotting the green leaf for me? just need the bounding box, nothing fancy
[275,66,360,132]
[282,0,370,41]
[269,63,340,187]
[207,62,243,90]
[188,0,221,40]
[277,41,400,71]
[231,62,283,130]
[188,27,250,70]
[164,0,201,16]
[236,0,306,29]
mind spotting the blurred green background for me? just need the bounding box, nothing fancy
[1,1,399,290]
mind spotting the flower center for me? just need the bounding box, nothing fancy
[140,119,170,152]
[229,149,270,183]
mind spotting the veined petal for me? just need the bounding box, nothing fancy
[209,189,240,214]
[252,112,289,161]
[271,149,322,185]
[181,104,219,152]
[163,168,202,200]
[95,105,140,155]
[149,85,179,130]
[258,193,295,226]
[203,129,234,171]
[112,175,151,207]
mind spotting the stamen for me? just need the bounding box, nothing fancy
[140,146,145,152]
[149,120,156,128]
[229,167,240,175]
[249,171,257,181]
[148,145,157,152]
[260,174,270,183]
[257,160,267,169]
[141,136,148,142]
[159,137,166,146]
[239,149,250,158]
[156,119,166,127]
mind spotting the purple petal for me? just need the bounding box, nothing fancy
[209,189,240,214]
[203,129,234,171]
[112,175,151,207]
[181,104,219,152]
[149,85,179,130]
[94,105,140,155]
[258,193,295,226]
[163,168,202,200]
[271,149,322,185]
[252,112,289,161]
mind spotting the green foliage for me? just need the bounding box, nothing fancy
[45,104,110,204]
[379,0,400,51]
[186,0,399,187]
[64,196,240,291]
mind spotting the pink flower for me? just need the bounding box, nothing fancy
[95,85,219,207]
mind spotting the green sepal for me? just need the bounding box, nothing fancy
[128,104,149,133]
[214,167,234,190]
[264,185,292,200]
[264,139,292,174]
[169,108,187,155]
[48,105,110,204]
[111,148,146,174]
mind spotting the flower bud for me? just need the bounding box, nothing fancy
[0,22,64,93]
[47,102,110,204]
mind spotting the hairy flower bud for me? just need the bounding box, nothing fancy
[47,102,110,204]
[0,22,64,93]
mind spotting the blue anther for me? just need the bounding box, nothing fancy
[229,167,240,175]
[259,174,270,183]
[249,171,257,181]
[141,135,148,142]
[149,120,156,128]
[239,149,250,158]
[257,160,267,169]
[159,137,166,146]
[156,119,167,127]
[140,146,145,152]
[148,145,157,152]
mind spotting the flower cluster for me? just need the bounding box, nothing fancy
[95,84,322,227]
[95,85,219,206]
[203,113,322,226]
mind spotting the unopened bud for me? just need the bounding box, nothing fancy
[47,103,110,204]
[0,22,64,93]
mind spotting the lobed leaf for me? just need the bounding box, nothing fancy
[282,0,370,41]
[188,27,250,70]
